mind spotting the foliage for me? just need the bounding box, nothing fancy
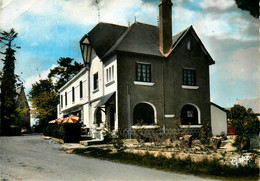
[15,107,30,126]
[43,123,82,143]
[28,79,58,132]
[133,120,145,144]
[227,105,259,151]
[10,125,21,136]
[200,120,213,144]
[29,57,83,132]
[102,123,125,150]
[74,147,259,180]
[47,57,84,91]
[235,0,259,18]
[0,28,20,135]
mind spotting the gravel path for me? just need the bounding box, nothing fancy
[0,135,219,181]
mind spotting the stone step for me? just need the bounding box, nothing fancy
[80,139,104,146]
[80,135,92,141]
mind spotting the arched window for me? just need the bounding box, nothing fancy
[181,104,199,125]
[95,108,102,127]
[133,103,155,125]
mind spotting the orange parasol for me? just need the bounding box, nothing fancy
[62,115,79,123]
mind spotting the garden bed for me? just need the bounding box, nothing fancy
[73,146,259,181]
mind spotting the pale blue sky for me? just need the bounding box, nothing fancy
[0,0,259,108]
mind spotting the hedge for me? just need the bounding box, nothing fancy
[43,123,81,143]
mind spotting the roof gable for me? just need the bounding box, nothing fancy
[168,26,215,65]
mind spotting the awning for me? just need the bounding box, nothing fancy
[95,92,115,108]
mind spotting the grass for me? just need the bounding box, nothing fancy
[73,147,259,181]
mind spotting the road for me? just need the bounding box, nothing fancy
[0,135,218,181]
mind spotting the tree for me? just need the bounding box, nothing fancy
[28,79,59,132]
[0,28,20,135]
[235,0,259,18]
[227,105,259,151]
[48,57,84,91]
[28,58,83,132]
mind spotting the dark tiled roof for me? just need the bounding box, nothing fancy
[111,22,162,57]
[87,22,127,58]
[86,22,214,64]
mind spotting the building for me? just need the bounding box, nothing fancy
[210,102,227,136]
[235,97,260,120]
[57,0,215,135]
[16,86,31,132]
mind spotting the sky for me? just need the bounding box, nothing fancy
[0,0,259,110]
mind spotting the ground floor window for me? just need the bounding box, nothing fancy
[133,103,155,125]
[181,104,198,125]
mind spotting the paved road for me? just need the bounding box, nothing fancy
[0,135,218,181]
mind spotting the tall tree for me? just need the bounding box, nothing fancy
[235,0,259,18]
[28,79,59,132]
[48,57,84,91]
[0,28,20,135]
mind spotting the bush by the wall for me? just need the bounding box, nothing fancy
[10,125,21,136]
[43,123,81,143]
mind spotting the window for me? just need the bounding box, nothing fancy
[72,87,75,102]
[133,103,155,125]
[61,95,63,108]
[181,104,198,125]
[79,81,83,98]
[65,92,67,106]
[136,63,151,82]
[106,65,114,83]
[183,69,196,86]
[187,41,191,50]
[93,72,98,90]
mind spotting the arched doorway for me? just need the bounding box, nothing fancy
[181,104,199,125]
[95,108,102,127]
[133,103,155,125]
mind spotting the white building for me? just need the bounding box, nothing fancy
[210,102,227,136]
[57,51,118,130]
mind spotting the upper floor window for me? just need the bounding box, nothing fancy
[65,92,67,106]
[93,72,99,90]
[106,65,114,83]
[72,87,75,102]
[79,81,83,98]
[60,95,63,108]
[183,69,196,86]
[136,63,151,82]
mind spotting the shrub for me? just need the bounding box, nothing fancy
[228,105,259,151]
[200,120,212,144]
[43,123,81,143]
[10,125,21,136]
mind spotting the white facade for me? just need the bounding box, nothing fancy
[58,54,117,131]
[210,103,227,136]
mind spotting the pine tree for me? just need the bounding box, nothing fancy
[0,28,20,135]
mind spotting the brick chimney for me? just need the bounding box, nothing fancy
[159,0,173,55]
